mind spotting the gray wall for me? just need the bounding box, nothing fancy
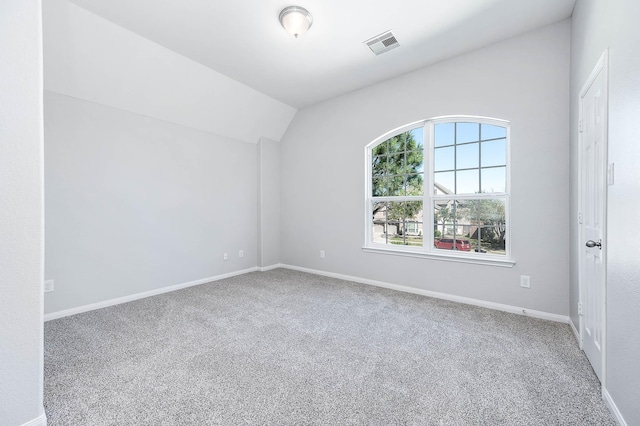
[258,138,282,268]
[279,21,571,315]
[44,92,258,314]
[0,0,45,424]
[42,0,300,316]
[570,0,640,423]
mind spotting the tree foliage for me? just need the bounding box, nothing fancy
[434,204,453,237]
[461,199,506,249]
[432,199,506,250]
[371,131,423,198]
[371,131,424,234]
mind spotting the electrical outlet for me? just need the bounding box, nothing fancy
[320,250,325,259]
[223,252,228,261]
[520,275,531,288]
[44,280,54,293]
[239,250,244,258]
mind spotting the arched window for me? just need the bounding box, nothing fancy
[365,116,512,264]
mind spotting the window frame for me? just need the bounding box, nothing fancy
[363,116,514,267]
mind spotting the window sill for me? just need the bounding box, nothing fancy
[362,245,516,268]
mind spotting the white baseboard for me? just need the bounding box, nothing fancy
[258,264,282,272]
[21,412,47,426]
[45,262,571,326]
[603,388,627,426]
[278,264,570,324]
[570,318,582,348]
[44,267,259,321]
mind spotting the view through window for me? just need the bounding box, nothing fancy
[367,117,509,258]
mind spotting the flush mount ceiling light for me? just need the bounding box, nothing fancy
[279,6,313,38]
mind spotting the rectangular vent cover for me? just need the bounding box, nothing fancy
[364,31,400,56]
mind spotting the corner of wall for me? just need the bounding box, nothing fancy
[257,137,282,268]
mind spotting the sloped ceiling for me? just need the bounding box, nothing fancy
[70,0,576,108]
[44,0,297,143]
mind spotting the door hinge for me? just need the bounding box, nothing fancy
[578,302,583,316]
[579,119,583,133]
[578,211,583,224]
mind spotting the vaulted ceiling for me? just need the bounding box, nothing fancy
[70,0,576,108]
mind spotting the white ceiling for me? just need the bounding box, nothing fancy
[69,0,576,108]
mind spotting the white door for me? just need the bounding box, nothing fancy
[579,52,608,382]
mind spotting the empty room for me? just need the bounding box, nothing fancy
[2,0,639,424]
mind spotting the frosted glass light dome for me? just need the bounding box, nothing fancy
[279,6,313,38]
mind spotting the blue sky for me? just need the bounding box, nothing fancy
[433,123,507,193]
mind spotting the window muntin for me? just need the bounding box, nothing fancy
[370,127,425,249]
[366,117,510,260]
[432,198,506,255]
[432,122,507,195]
[372,201,423,246]
[371,129,424,197]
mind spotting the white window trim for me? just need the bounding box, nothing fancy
[363,115,515,267]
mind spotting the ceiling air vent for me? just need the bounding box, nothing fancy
[364,31,400,56]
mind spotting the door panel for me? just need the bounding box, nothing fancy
[579,55,607,382]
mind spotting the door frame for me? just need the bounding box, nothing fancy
[577,49,608,386]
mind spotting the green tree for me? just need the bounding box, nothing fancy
[434,204,453,238]
[461,199,506,249]
[385,201,422,236]
[371,131,424,232]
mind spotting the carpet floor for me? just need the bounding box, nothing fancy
[44,268,614,425]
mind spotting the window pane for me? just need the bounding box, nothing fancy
[372,143,387,156]
[373,201,423,247]
[478,226,506,255]
[372,155,387,176]
[405,150,424,174]
[456,169,479,194]
[434,201,456,239]
[371,128,424,197]
[372,202,387,244]
[409,128,424,150]
[456,142,479,169]
[481,124,507,140]
[435,123,455,147]
[453,201,474,249]
[481,167,506,193]
[387,176,404,196]
[404,200,424,245]
[433,200,471,251]
[387,153,405,176]
[433,198,506,255]
[434,171,455,194]
[481,138,506,167]
[456,123,479,143]
[478,198,506,223]
[405,200,423,216]
[405,174,424,196]
[434,146,454,171]
[398,133,408,151]
[388,136,403,153]
[384,202,398,245]
[477,199,506,255]
[372,177,386,197]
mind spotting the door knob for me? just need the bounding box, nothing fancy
[585,239,602,249]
